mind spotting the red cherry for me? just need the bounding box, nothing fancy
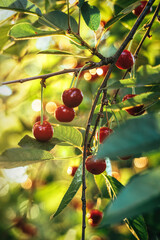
[87,209,103,227]
[33,121,53,142]
[55,105,75,122]
[67,166,78,176]
[133,1,152,16]
[97,127,113,144]
[122,94,145,116]
[62,88,83,108]
[85,155,106,175]
[116,50,134,70]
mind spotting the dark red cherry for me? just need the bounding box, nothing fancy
[116,50,134,70]
[55,105,75,122]
[33,121,53,142]
[97,127,113,144]
[67,166,78,177]
[62,88,83,108]
[85,155,106,175]
[87,209,103,227]
[122,94,145,116]
[133,1,152,16]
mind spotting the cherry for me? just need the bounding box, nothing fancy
[85,155,106,175]
[55,105,75,122]
[87,209,103,227]
[33,121,53,142]
[116,50,134,70]
[133,1,152,16]
[62,88,83,108]
[122,94,145,116]
[97,127,113,144]
[67,166,78,176]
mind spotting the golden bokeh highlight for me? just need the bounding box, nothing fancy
[32,99,41,112]
[112,171,121,181]
[46,102,57,114]
[84,72,92,81]
[89,68,97,75]
[21,178,32,189]
[96,68,103,76]
[134,157,148,169]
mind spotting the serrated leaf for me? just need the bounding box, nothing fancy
[102,168,160,225]
[104,1,140,29]
[81,2,100,31]
[9,22,64,40]
[51,162,82,218]
[18,135,61,151]
[102,175,148,240]
[108,65,160,89]
[0,148,54,169]
[0,0,42,16]
[109,92,160,111]
[39,10,78,32]
[53,126,83,147]
[97,114,160,160]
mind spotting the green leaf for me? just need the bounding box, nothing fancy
[18,135,61,151]
[51,162,82,218]
[38,49,87,58]
[0,0,42,16]
[53,126,83,147]
[102,167,160,225]
[104,1,140,29]
[0,147,54,169]
[108,65,160,89]
[94,174,110,198]
[39,10,78,32]
[9,22,64,40]
[0,25,11,50]
[102,175,148,240]
[97,114,160,160]
[77,0,85,8]
[115,0,140,8]
[109,92,160,111]
[81,2,100,31]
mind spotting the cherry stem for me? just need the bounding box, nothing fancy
[69,73,76,88]
[74,62,91,87]
[40,79,45,125]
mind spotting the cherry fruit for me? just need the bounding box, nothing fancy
[133,1,151,16]
[116,50,134,70]
[33,121,53,142]
[87,209,103,227]
[62,88,83,108]
[67,166,78,177]
[122,94,145,116]
[55,105,75,122]
[85,155,106,175]
[97,127,113,144]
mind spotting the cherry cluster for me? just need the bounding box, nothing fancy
[55,87,83,122]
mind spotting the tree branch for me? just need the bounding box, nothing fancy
[81,1,155,239]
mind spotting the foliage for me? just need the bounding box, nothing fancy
[0,0,160,240]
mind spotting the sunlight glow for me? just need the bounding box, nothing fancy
[46,102,57,114]
[3,166,28,183]
[84,72,92,81]
[32,99,41,112]
[96,68,103,76]
[0,86,12,96]
[134,157,148,169]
